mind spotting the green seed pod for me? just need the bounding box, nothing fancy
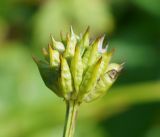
[82,46,92,72]
[82,36,103,72]
[82,36,104,72]
[51,35,65,53]
[63,27,78,58]
[82,26,90,49]
[71,45,83,95]
[33,56,63,97]
[78,57,103,101]
[59,55,73,99]
[48,44,60,67]
[63,33,75,58]
[100,49,115,75]
[79,26,90,55]
[88,36,104,66]
[70,26,80,41]
[83,63,123,102]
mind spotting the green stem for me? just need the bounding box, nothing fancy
[63,100,80,137]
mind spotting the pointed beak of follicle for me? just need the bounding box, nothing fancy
[97,34,111,54]
[118,62,125,73]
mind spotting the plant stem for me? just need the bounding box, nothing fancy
[63,100,80,137]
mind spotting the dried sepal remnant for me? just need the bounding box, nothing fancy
[33,27,123,103]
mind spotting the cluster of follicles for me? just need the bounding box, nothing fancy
[33,27,123,103]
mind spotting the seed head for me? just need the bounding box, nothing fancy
[33,27,123,103]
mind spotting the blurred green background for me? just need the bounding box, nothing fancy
[0,0,160,137]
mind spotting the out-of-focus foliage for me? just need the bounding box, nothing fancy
[33,0,114,49]
[0,0,160,137]
[131,0,160,17]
